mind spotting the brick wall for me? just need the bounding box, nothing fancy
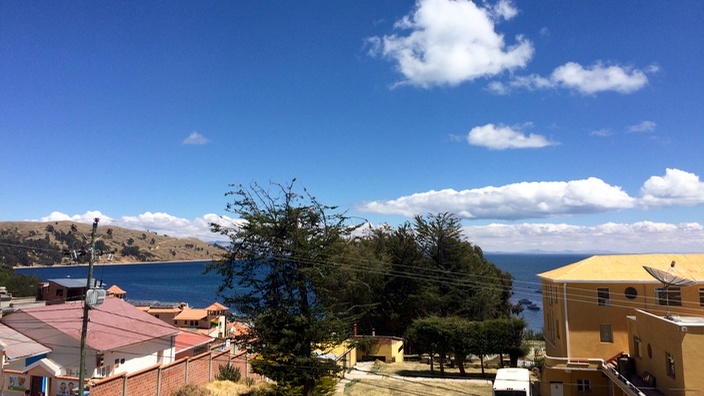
[89,349,250,396]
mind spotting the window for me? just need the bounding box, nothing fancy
[699,288,704,306]
[56,289,64,297]
[666,352,676,379]
[633,336,641,358]
[577,379,591,392]
[597,288,610,306]
[625,287,638,300]
[599,324,613,343]
[656,287,682,306]
[98,364,111,378]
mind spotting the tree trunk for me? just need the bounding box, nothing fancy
[455,353,466,375]
[480,355,485,377]
[303,378,315,396]
[439,352,445,376]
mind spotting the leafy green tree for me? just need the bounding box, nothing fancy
[208,181,359,396]
[484,318,528,368]
[406,316,451,374]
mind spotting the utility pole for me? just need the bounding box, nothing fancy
[78,218,99,396]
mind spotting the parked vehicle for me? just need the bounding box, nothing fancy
[493,368,532,396]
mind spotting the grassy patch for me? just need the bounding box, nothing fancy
[343,378,493,396]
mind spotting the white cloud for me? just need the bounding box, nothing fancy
[182,132,210,145]
[640,169,704,207]
[368,0,533,88]
[628,120,657,132]
[590,128,612,137]
[35,211,239,242]
[550,62,650,94]
[358,177,635,220]
[462,221,704,253]
[466,123,557,150]
[489,62,655,95]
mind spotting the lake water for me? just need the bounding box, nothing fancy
[16,253,590,331]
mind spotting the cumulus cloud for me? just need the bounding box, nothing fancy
[628,121,657,132]
[367,0,533,88]
[488,62,655,95]
[640,169,704,207]
[462,221,704,253]
[358,177,635,220]
[182,132,210,145]
[466,123,557,150]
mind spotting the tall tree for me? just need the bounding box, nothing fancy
[413,213,511,320]
[208,181,358,396]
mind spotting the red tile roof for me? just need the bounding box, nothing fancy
[3,297,179,351]
[205,302,228,311]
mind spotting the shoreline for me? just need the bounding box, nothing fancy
[15,258,216,269]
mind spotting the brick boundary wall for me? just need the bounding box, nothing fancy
[89,349,254,396]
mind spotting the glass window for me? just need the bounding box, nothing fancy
[625,287,638,300]
[577,379,591,392]
[666,352,676,379]
[597,288,610,306]
[599,324,613,343]
[656,287,682,306]
[699,288,704,306]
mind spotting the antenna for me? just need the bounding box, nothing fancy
[643,261,696,319]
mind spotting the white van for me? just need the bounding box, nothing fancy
[493,368,532,396]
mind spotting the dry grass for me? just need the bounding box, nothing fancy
[204,379,273,395]
[1,220,217,264]
[344,378,493,396]
[343,361,496,396]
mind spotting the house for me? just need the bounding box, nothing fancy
[174,331,214,360]
[37,278,103,305]
[0,296,179,396]
[106,284,126,299]
[132,299,186,324]
[537,254,704,396]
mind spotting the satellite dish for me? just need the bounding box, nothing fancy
[643,261,696,319]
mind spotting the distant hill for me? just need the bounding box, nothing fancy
[0,221,224,266]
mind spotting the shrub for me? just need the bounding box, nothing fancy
[216,363,242,382]
[169,383,212,396]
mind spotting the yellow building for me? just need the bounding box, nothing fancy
[537,254,704,396]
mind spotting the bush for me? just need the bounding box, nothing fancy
[170,383,212,396]
[216,363,242,382]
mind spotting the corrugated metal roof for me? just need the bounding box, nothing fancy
[3,297,179,351]
[174,331,212,353]
[48,278,101,289]
[0,323,52,361]
[538,254,704,283]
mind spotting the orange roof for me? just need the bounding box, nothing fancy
[228,322,250,337]
[107,285,126,295]
[538,254,704,283]
[206,302,228,311]
[174,331,213,353]
[174,308,207,321]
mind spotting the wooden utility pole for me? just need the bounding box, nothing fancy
[78,218,99,396]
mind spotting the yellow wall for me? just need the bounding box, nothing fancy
[365,338,404,363]
[628,310,704,395]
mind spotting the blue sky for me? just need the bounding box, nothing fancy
[1,0,703,253]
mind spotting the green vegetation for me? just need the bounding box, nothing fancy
[216,363,242,382]
[209,181,359,396]
[0,264,41,297]
[209,180,528,395]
